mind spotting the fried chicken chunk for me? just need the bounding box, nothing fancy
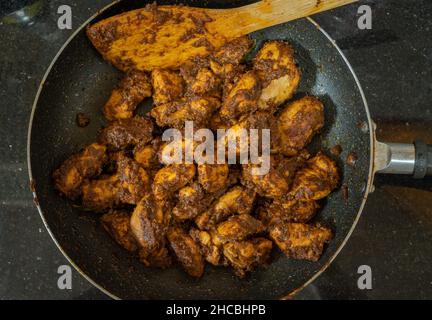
[116,154,150,204]
[167,227,205,278]
[269,222,332,261]
[133,138,163,170]
[198,163,229,193]
[274,96,324,156]
[241,153,308,198]
[195,186,256,230]
[254,41,301,110]
[100,210,138,252]
[150,96,220,129]
[223,238,272,278]
[259,199,319,225]
[190,228,225,266]
[103,71,152,120]
[151,68,185,105]
[173,182,208,220]
[82,174,120,211]
[290,152,339,201]
[220,71,261,120]
[53,143,108,199]
[215,214,265,243]
[185,67,221,96]
[153,164,196,201]
[130,194,171,256]
[212,36,253,65]
[98,116,154,151]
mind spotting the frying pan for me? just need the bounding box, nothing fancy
[27,0,432,299]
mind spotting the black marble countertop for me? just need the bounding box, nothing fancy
[1,0,431,299]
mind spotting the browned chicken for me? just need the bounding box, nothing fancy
[269,222,332,261]
[172,182,208,220]
[290,152,339,201]
[190,228,225,266]
[151,68,185,105]
[153,164,196,201]
[182,66,221,96]
[215,214,265,243]
[197,163,229,193]
[220,71,262,120]
[53,143,108,199]
[274,96,324,156]
[150,96,220,129]
[223,238,272,278]
[133,137,163,170]
[259,199,319,225]
[253,40,301,111]
[82,174,121,211]
[98,116,154,151]
[130,194,171,256]
[103,71,152,120]
[100,210,138,252]
[167,227,205,278]
[139,246,172,269]
[195,186,256,230]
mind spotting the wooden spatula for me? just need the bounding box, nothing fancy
[87,0,357,71]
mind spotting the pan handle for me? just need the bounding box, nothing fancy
[374,140,432,178]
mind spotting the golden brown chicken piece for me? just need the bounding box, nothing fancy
[53,143,108,199]
[103,71,152,120]
[151,68,185,105]
[269,222,332,261]
[181,66,221,96]
[150,96,220,129]
[241,153,308,198]
[274,96,324,156]
[189,228,226,266]
[139,246,172,269]
[133,137,163,170]
[82,174,120,211]
[212,36,253,66]
[173,182,208,220]
[253,41,301,111]
[100,210,138,252]
[197,163,229,193]
[130,194,171,255]
[290,152,339,201]
[195,186,256,230]
[220,71,261,120]
[223,238,272,278]
[153,164,196,201]
[98,116,154,151]
[259,199,319,226]
[116,154,150,205]
[215,214,265,243]
[167,227,205,278]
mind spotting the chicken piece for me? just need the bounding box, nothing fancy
[269,222,332,261]
[130,194,171,254]
[220,71,261,120]
[172,182,208,220]
[153,164,196,201]
[259,199,319,225]
[98,116,154,151]
[100,210,138,252]
[167,227,205,278]
[139,246,172,269]
[103,71,152,120]
[195,186,256,230]
[116,154,150,205]
[179,65,221,96]
[253,41,301,110]
[82,174,120,211]
[151,68,185,105]
[241,153,308,198]
[290,152,339,201]
[190,228,226,266]
[212,36,253,66]
[150,96,220,129]
[53,143,108,199]
[215,214,265,243]
[198,163,229,193]
[274,96,324,156]
[223,238,272,278]
[133,137,163,170]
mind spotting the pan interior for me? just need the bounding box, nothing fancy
[29,0,371,299]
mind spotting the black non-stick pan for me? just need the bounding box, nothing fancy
[27,0,432,299]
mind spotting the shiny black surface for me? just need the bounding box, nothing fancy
[1,0,431,299]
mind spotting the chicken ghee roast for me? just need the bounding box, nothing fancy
[53,17,340,279]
